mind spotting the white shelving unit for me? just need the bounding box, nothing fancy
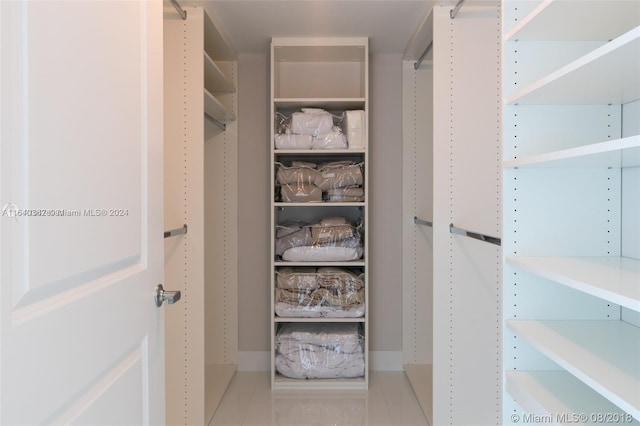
[401,3,502,424]
[270,37,369,390]
[502,1,640,423]
[164,6,238,425]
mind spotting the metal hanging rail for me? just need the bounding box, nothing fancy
[414,216,433,227]
[205,112,226,131]
[450,0,466,19]
[170,0,187,20]
[164,224,188,239]
[414,41,433,70]
[449,223,501,246]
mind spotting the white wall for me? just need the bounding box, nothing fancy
[236,52,405,367]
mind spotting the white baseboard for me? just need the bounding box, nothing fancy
[238,351,403,372]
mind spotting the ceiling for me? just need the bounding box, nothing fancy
[183,1,435,54]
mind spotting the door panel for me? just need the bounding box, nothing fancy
[1,1,164,424]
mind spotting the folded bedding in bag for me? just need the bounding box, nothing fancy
[314,162,364,191]
[280,183,323,202]
[290,110,334,136]
[275,226,312,257]
[326,195,365,202]
[275,302,365,318]
[310,224,355,244]
[344,110,365,149]
[281,245,363,262]
[312,129,347,149]
[316,267,364,291]
[274,267,365,317]
[326,186,364,198]
[275,287,364,309]
[325,186,365,202]
[276,162,318,185]
[277,323,363,353]
[276,267,318,290]
[275,323,365,379]
[274,133,313,149]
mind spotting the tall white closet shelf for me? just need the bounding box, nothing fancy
[164,6,238,425]
[502,0,640,423]
[270,37,369,390]
[402,3,502,425]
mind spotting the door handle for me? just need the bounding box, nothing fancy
[154,284,181,307]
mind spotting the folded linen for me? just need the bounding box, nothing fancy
[316,267,364,291]
[326,187,364,198]
[280,183,322,203]
[311,223,354,244]
[281,245,363,262]
[290,111,334,136]
[274,133,313,149]
[275,227,312,257]
[275,323,365,379]
[314,163,364,191]
[312,130,348,149]
[344,110,365,149]
[276,163,318,185]
[276,268,318,290]
[275,222,304,238]
[325,195,365,202]
[275,351,364,379]
[275,352,365,379]
[275,287,364,308]
[275,302,365,318]
[277,323,363,352]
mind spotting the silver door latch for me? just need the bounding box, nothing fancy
[154,284,181,307]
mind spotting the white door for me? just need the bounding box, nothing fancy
[0,1,165,424]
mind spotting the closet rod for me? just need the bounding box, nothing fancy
[450,0,466,19]
[205,113,226,131]
[413,41,433,70]
[164,224,188,239]
[170,0,187,20]
[414,216,433,227]
[449,223,501,246]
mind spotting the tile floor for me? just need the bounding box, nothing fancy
[208,371,429,426]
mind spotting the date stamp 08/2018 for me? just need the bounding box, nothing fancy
[511,412,635,424]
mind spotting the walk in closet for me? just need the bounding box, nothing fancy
[502,1,640,423]
[270,37,369,389]
[164,5,238,425]
[164,0,639,423]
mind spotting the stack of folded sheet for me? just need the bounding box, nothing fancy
[275,109,348,150]
[275,323,365,379]
[275,267,365,317]
[275,217,364,262]
[276,161,364,203]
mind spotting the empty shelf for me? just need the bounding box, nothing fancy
[507,320,640,419]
